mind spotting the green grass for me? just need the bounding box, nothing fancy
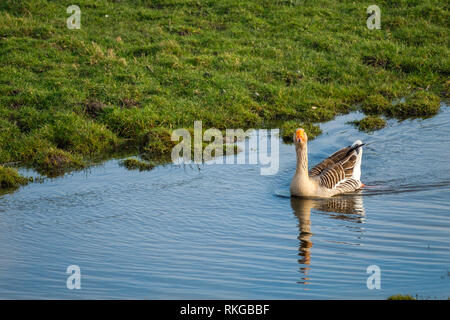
[350,115,387,132]
[387,294,416,300]
[0,165,31,189]
[0,0,448,187]
[280,121,322,143]
[362,90,442,118]
[120,158,155,171]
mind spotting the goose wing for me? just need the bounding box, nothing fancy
[309,146,353,177]
[310,143,364,190]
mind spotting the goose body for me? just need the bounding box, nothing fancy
[290,128,364,198]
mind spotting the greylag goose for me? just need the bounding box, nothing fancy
[290,128,364,198]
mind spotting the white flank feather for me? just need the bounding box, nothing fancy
[351,140,363,181]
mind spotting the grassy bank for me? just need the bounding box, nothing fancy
[0,165,31,190]
[0,0,448,186]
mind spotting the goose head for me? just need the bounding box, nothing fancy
[293,128,308,150]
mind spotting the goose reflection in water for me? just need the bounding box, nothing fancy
[290,193,365,285]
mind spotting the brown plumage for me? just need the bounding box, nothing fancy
[290,128,364,198]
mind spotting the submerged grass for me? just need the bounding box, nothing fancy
[0,0,448,188]
[120,158,155,171]
[387,294,416,300]
[0,165,30,190]
[350,115,387,133]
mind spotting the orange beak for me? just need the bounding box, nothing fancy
[296,129,305,142]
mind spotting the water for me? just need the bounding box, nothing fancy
[0,104,449,299]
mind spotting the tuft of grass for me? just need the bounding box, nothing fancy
[0,165,30,189]
[120,158,155,171]
[362,91,441,119]
[142,127,177,161]
[37,112,120,156]
[386,91,441,119]
[361,94,391,115]
[280,121,322,143]
[32,147,85,176]
[350,115,387,133]
[387,294,416,300]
